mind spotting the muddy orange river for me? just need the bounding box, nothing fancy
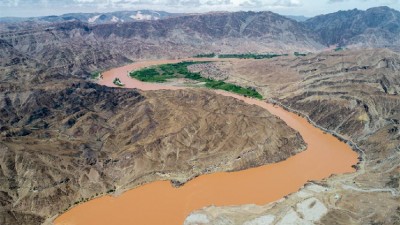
[55,58,359,225]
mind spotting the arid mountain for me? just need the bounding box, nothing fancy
[1,6,400,225]
[2,7,400,52]
[0,77,305,225]
[0,30,306,225]
[0,10,320,224]
[188,49,400,225]
[0,11,323,78]
[0,10,178,24]
[304,6,400,49]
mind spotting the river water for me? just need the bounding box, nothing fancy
[55,59,358,225]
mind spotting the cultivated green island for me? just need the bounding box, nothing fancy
[129,61,263,99]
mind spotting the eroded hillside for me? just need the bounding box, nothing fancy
[0,11,323,78]
[1,8,399,224]
[187,49,400,225]
[305,7,400,49]
[0,74,305,225]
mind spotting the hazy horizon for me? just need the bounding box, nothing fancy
[1,0,399,18]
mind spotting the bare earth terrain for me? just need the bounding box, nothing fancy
[52,63,357,225]
[187,49,400,225]
[0,75,304,225]
[1,6,400,225]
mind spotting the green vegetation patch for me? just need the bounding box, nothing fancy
[129,61,263,99]
[294,52,307,57]
[334,47,343,52]
[334,47,348,52]
[205,80,263,99]
[194,53,216,58]
[218,53,287,59]
[193,53,287,59]
[113,78,125,86]
[91,72,102,79]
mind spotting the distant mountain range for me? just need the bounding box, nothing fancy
[304,6,400,49]
[0,11,323,71]
[1,6,400,76]
[0,11,310,24]
[0,10,180,24]
[1,7,399,51]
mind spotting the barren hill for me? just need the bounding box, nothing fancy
[189,49,400,225]
[0,11,323,78]
[1,6,400,225]
[0,10,178,24]
[0,65,305,225]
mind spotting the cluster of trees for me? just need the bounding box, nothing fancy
[194,53,216,58]
[130,61,263,99]
[195,52,315,58]
[218,53,287,59]
[194,52,287,59]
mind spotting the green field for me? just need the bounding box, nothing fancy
[218,53,287,59]
[129,61,263,99]
[194,53,287,59]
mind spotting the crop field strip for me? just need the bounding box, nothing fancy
[129,61,263,99]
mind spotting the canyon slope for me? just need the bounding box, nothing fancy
[0,11,323,73]
[1,7,400,225]
[0,58,305,225]
[2,7,400,54]
[188,49,400,225]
